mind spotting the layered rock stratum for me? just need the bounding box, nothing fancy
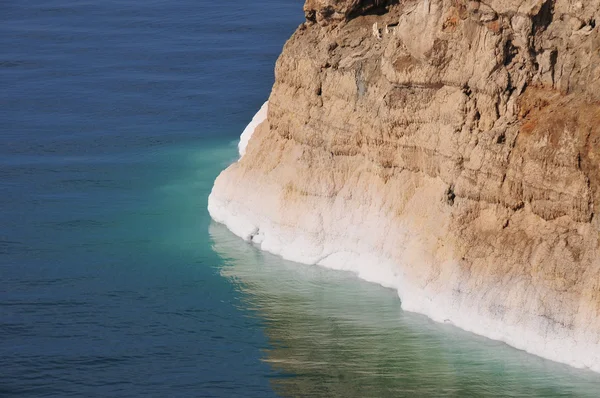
[209,0,600,372]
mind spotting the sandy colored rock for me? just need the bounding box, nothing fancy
[209,0,600,371]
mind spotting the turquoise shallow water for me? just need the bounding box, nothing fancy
[212,221,600,396]
[2,0,600,396]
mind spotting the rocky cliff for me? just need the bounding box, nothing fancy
[209,0,600,372]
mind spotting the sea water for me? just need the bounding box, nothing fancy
[1,0,599,396]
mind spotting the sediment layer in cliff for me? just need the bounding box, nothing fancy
[209,0,600,372]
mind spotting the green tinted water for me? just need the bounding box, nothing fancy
[210,216,600,397]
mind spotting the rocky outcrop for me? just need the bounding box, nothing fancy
[209,0,600,372]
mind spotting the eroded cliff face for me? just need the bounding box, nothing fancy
[209,0,600,371]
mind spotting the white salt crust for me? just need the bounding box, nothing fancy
[238,101,268,158]
[208,107,600,374]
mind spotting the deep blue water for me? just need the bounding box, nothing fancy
[2,1,301,396]
[2,1,600,397]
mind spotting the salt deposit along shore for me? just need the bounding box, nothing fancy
[238,101,268,158]
[209,0,600,373]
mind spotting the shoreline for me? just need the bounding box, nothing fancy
[208,105,600,374]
